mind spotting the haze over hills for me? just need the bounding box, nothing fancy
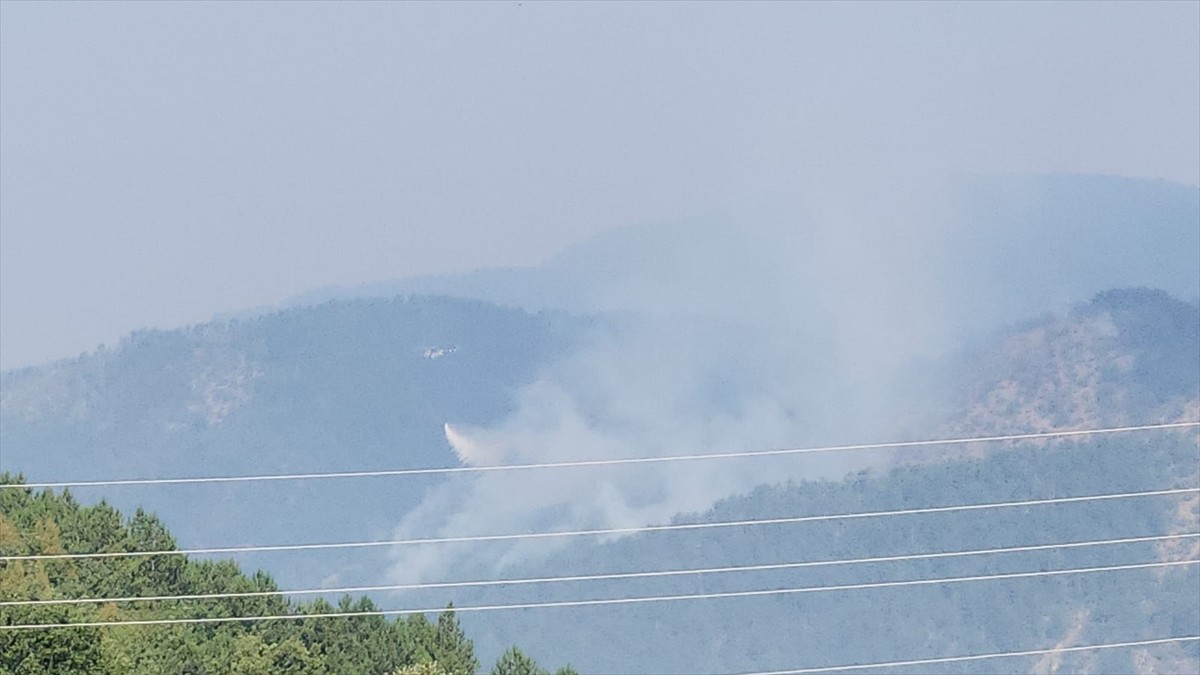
[1,172,1198,671]
[283,174,1200,336]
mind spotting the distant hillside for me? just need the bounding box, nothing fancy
[282,174,1200,339]
[936,288,1199,437]
[936,175,1200,328]
[445,289,1200,673]
[0,296,594,589]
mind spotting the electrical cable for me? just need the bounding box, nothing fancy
[3,558,1194,630]
[4,532,1192,607]
[3,487,1194,562]
[4,421,1193,491]
[737,636,1200,674]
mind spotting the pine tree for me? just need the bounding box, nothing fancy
[432,605,478,675]
[491,646,548,675]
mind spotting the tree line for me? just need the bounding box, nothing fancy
[0,474,576,675]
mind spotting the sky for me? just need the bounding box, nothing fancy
[2,1,1198,370]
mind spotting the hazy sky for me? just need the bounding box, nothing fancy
[2,1,1198,370]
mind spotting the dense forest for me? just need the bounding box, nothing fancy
[458,431,1199,673]
[0,475,575,675]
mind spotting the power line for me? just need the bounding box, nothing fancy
[738,636,1200,674]
[3,559,1195,630]
[3,532,1193,608]
[3,486,1194,562]
[4,422,1194,490]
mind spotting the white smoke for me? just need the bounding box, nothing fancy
[388,314,901,584]
[385,187,955,585]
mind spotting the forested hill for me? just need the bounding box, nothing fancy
[457,425,1199,674]
[0,295,596,589]
[1,295,591,478]
[0,475,576,675]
